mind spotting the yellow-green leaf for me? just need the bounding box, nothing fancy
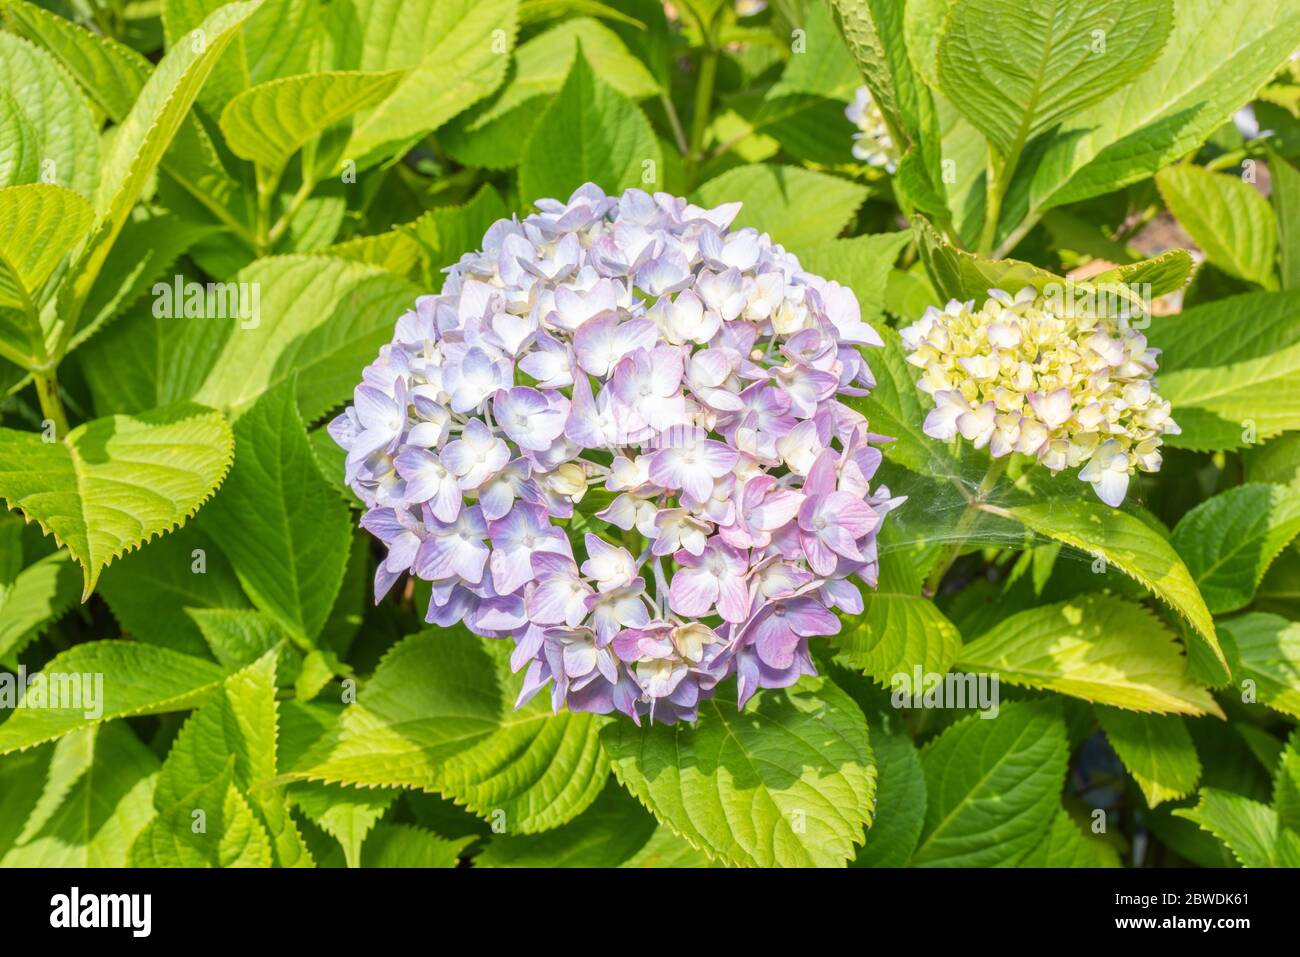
[0,403,234,597]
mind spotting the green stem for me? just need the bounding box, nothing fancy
[267,175,317,248]
[978,145,1009,256]
[686,42,719,189]
[1111,203,1158,245]
[660,92,690,157]
[1204,135,1271,173]
[924,456,1008,595]
[992,212,1038,260]
[34,370,69,438]
[254,164,283,255]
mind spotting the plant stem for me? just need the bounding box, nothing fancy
[267,174,317,248]
[1111,203,1158,245]
[686,41,719,189]
[254,164,283,255]
[660,91,690,157]
[34,370,69,438]
[924,456,1008,596]
[992,213,1038,260]
[978,145,1007,256]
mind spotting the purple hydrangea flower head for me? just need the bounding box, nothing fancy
[333,183,905,723]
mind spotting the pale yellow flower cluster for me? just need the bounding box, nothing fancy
[899,287,1180,506]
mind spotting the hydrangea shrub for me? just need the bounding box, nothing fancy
[0,0,1297,873]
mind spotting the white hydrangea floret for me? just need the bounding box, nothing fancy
[845,86,896,171]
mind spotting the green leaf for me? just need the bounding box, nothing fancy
[771,1,859,101]
[156,650,280,806]
[403,184,510,281]
[0,32,100,197]
[0,724,159,867]
[145,650,310,867]
[477,781,659,868]
[0,551,80,664]
[0,746,54,857]
[287,782,396,867]
[619,825,717,868]
[1096,707,1200,808]
[937,0,1172,157]
[913,215,1058,301]
[1174,787,1300,867]
[219,70,406,174]
[1156,165,1277,288]
[1148,291,1300,450]
[0,90,40,189]
[0,184,93,316]
[1238,723,1286,777]
[0,641,226,755]
[758,94,861,168]
[1091,248,1194,298]
[160,0,322,116]
[0,403,235,597]
[1005,500,1225,678]
[327,0,518,167]
[692,164,867,250]
[912,699,1067,867]
[130,768,273,867]
[1271,149,1300,291]
[276,182,346,252]
[1244,433,1300,490]
[518,46,661,203]
[96,524,247,660]
[2,1,145,121]
[315,229,422,279]
[61,0,265,347]
[1171,483,1300,614]
[188,606,281,668]
[602,676,875,868]
[955,594,1221,716]
[76,300,233,419]
[193,255,422,421]
[446,14,659,169]
[1220,613,1300,719]
[1017,808,1120,867]
[1275,730,1300,834]
[74,209,215,354]
[829,0,935,174]
[290,629,611,834]
[793,231,910,326]
[848,324,961,476]
[902,0,948,89]
[834,550,963,685]
[317,533,368,660]
[200,382,350,643]
[360,823,472,867]
[1018,0,1300,220]
[3,1,250,258]
[4,0,250,265]
[440,96,543,171]
[852,719,926,867]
